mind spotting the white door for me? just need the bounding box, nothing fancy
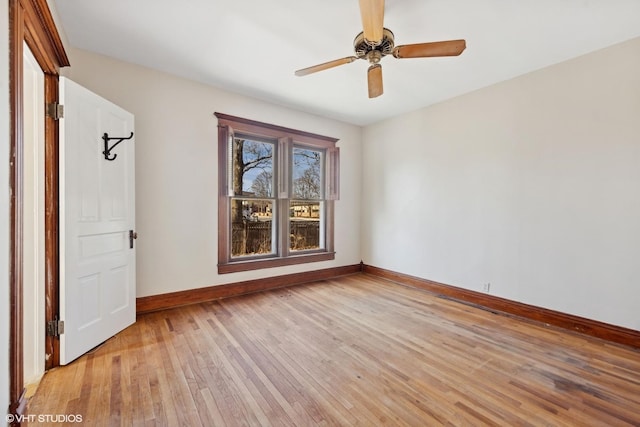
[59,77,136,365]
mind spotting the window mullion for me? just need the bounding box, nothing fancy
[278,138,291,257]
[278,198,290,258]
[277,137,291,199]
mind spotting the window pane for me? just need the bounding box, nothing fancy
[293,147,322,200]
[233,138,274,198]
[290,201,322,251]
[231,199,274,257]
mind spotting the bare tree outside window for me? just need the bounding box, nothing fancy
[231,138,274,256]
[232,139,273,221]
[291,147,323,251]
[251,170,273,198]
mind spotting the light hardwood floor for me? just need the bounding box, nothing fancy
[29,274,640,426]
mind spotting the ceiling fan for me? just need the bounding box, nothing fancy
[294,0,466,98]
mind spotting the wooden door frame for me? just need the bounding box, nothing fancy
[8,0,68,421]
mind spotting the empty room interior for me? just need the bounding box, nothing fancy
[2,0,640,425]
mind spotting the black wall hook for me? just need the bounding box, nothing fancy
[102,132,134,161]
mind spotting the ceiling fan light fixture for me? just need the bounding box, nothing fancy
[367,50,383,64]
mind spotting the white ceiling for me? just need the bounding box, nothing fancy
[52,0,640,126]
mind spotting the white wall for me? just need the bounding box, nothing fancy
[1,0,12,417]
[362,37,640,331]
[62,48,363,297]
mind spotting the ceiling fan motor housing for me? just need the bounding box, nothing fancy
[354,28,395,63]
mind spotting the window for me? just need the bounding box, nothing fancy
[215,113,339,273]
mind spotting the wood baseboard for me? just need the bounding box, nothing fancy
[362,264,640,350]
[136,264,362,314]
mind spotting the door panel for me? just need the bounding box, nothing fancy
[59,77,135,365]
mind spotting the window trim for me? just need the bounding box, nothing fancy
[215,113,339,274]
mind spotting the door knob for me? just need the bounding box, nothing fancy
[129,230,138,249]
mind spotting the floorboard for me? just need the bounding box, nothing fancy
[28,274,640,426]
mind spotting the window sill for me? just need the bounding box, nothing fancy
[218,252,336,274]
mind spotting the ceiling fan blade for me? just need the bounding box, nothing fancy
[393,39,466,59]
[367,64,383,98]
[294,56,358,77]
[359,0,385,44]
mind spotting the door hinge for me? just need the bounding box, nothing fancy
[46,103,64,120]
[46,318,64,337]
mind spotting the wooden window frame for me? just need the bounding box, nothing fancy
[215,113,339,274]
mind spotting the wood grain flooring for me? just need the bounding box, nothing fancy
[28,274,640,426]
